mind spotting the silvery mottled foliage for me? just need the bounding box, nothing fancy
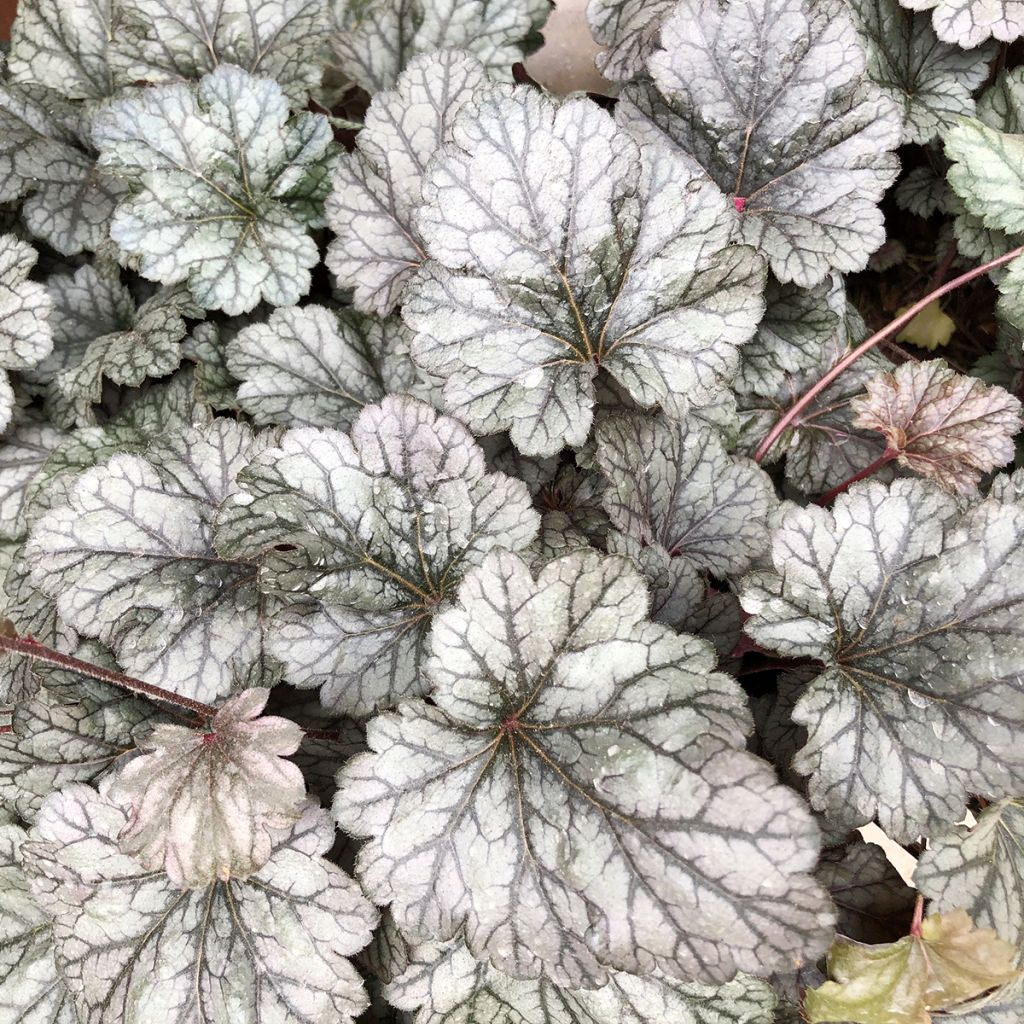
[26,420,279,703]
[916,799,1024,953]
[217,395,539,716]
[326,51,488,315]
[898,0,1024,45]
[0,82,125,255]
[0,418,65,539]
[741,478,1024,840]
[111,0,330,105]
[619,0,902,287]
[851,359,1022,494]
[850,0,996,144]
[92,64,335,315]
[381,918,779,1024]
[894,165,957,218]
[595,413,775,577]
[406,86,766,456]
[328,0,549,94]
[112,687,306,888]
[947,119,1024,236]
[585,0,676,81]
[337,548,834,987]
[0,234,53,434]
[0,822,74,1023]
[0,680,157,821]
[7,0,116,99]
[25,784,378,1024]
[227,304,420,428]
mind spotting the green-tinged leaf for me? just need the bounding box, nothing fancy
[0,234,53,434]
[25,420,279,703]
[741,478,1024,839]
[111,687,306,888]
[328,0,549,94]
[0,82,125,255]
[326,51,487,315]
[111,0,329,105]
[946,119,1024,236]
[898,0,1024,46]
[336,548,834,987]
[218,395,539,716]
[92,64,335,315]
[619,0,902,287]
[227,304,420,428]
[0,823,74,1023]
[25,784,378,1024]
[851,0,996,144]
[0,418,65,540]
[917,800,1024,952]
[895,166,957,218]
[818,839,917,944]
[0,680,157,821]
[586,0,676,82]
[381,916,778,1023]
[805,910,1019,1023]
[8,0,116,99]
[406,86,766,456]
[850,359,1022,495]
[596,412,775,577]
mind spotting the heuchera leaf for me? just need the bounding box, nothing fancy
[850,0,997,144]
[111,687,306,888]
[619,0,902,287]
[26,420,279,703]
[0,680,157,821]
[327,0,549,94]
[0,419,65,540]
[595,412,775,578]
[24,783,378,1024]
[379,916,779,1024]
[0,822,74,1024]
[227,304,420,429]
[805,910,1019,1024]
[111,0,330,106]
[585,0,676,82]
[92,64,335,315]
[0,82,126,256]
[325,51,488,316]
[8,0,116,99]
[741,478,1024,840]
[405,86,766,457]
[336,547,835,987]
[916,799,1024,953]
[0,234,53,434]
[897,0,1024,46]
[850,359,1022,495]
[217,395,539,716]
[946,119,1024,236]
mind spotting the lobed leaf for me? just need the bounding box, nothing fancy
[112,687,306,888]
[217,395,539,716]
[92,64,335,315]
[619,0,902,287]
[898,0,1024,46]
[585,0,676,82]
[946,119,1024,236]
[336,548,835,987]
[25,783,378,1024]
[741,478,1024,839]
[406,86,766,456]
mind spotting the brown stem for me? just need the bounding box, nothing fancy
[0,634,216,718]
[815,448,900,506]
[754,246,1024,464]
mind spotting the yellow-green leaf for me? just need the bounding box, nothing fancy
[895,299,956,350]
[805,909,1019,1024]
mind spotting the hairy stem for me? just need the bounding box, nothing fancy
[754,245,1024,464]
[815,448,899,506]
[910,893,926,937]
